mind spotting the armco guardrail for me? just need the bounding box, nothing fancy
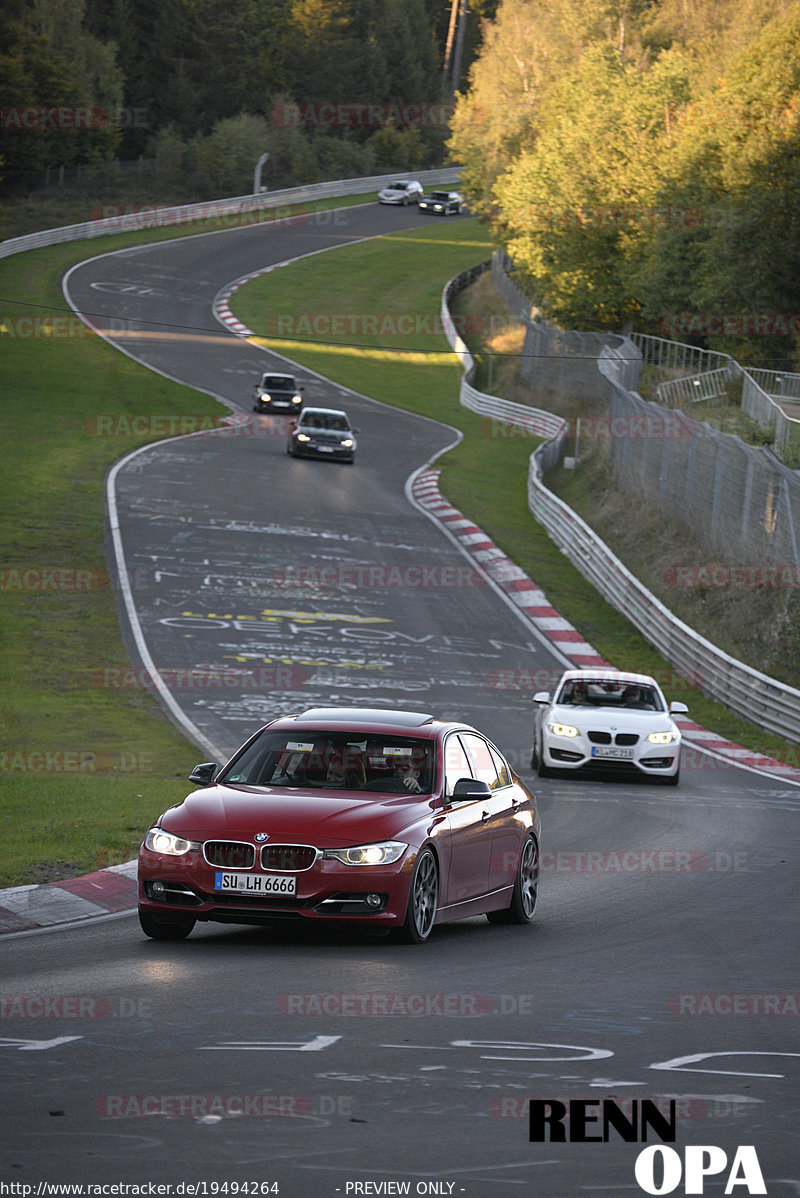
[441,266,800,745]
[0,169,462,261]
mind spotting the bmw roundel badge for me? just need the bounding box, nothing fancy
[254,832,270,842]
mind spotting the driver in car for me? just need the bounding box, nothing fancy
[392,756,423,793]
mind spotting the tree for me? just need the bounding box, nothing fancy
[446,0,654,217]
[492,44,690,328]
[630,3,800,363]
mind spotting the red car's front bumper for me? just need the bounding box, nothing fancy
[138,846,417,928]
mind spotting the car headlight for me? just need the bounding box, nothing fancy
[296,432,311,442]
[340,438,354,448]
[648,731,677,744]
[145,828,200,856]
[323,842,407,866]
[292,395,302,404]
[549,722,579,737]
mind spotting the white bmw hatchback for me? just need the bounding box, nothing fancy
[531,670,688,785]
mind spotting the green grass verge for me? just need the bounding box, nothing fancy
[0,197,368,888]
[231,218,797,767]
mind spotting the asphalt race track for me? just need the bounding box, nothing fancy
[1,201,798,1196]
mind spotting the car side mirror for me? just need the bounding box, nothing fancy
[189,762,217,786]
[669,701,689,715]
[533,692,550,704]
[450,777,492,801]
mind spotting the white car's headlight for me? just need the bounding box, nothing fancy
[292,395,302,404]
[648,731,678,744]
[549,722,579,738]
[145,828,200,856]
[323,842,407,866]
[341,438,354,448]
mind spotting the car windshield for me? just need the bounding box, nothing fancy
[301,412,349,431]
[218,730,436,793]
[556,678,664,711]
[430,192,449,200]
[388,182,408,189]
[262,375,294,389]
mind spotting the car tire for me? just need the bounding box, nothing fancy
[396,848,438,944]
[138,909,195,940]
[537,744,553,778]
[487,835,539,925]
[663,767,680,786]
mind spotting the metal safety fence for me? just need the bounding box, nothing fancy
[442,263,800,744]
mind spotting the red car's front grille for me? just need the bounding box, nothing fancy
[260,844,318,872]
[204,841,256,869]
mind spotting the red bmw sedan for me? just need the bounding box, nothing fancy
[138,707,541,944]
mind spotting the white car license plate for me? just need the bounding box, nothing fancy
[591,747,634,760]
[214,871,296,896]
[317,445,335,453]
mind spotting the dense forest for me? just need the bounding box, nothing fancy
[0,0,493,195]
[449,0,800,363]
[2,0,799,363]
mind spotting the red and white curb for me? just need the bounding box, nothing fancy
[0,861,137,934]
[412,467,800,785]
[214,270,265,337]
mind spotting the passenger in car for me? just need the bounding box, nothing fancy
[325,748,366,788]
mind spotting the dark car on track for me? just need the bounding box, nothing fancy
[418,189,463,215]
[252,372,304,414]
[287,406,357,463]
[138,707,541,944]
